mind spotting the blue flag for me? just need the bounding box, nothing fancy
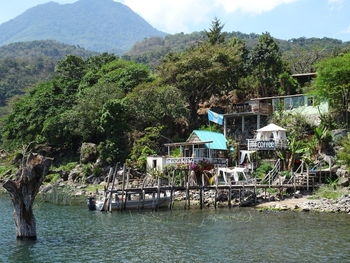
[208,110,223,125]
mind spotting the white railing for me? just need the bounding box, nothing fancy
[165,157,227,166]
[247,139,288,151]
[260,159,281,185]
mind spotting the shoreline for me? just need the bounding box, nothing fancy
[1,184,350,214]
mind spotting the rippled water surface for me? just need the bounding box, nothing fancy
[0,196,350,263]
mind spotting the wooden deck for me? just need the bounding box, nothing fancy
[100,165,315,212]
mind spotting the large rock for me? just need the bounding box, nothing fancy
[80,143,98,164]
[68,165,84,182]
[338,177,350,187]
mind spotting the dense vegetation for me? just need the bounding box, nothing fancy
[126,30,350,73]
[0,40,95,112]
[0,0,165,53]
[0,19,349,174]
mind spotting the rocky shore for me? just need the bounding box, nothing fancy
[256,194,350,214]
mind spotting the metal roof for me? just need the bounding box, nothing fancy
[191,130,228,150]
[164,141,213,147]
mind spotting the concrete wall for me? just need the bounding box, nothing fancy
[146,156,166,171]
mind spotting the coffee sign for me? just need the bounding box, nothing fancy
[256,140,276,150]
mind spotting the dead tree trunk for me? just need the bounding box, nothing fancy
[2,153,52,240]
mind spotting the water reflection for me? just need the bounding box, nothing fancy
[0,197,350,263]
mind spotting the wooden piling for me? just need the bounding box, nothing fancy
[152,192,156,210]
[108,166,118,212]
[186,180,190,209]
[170,170,175,210]
[126,168,130,189]
[200,173,204,209]
[228,178,232,208]
[254,183,257,205]
[157,176,161,211]
[214,174,218,209]
[121,164,126,211]
[101,168,113,211]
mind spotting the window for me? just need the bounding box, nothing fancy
[307,97,314,106]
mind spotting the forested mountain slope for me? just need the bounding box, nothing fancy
[0,0,166,53]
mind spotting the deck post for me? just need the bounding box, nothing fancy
[126,168,130,189]
[254,182,257,204]
[121,164,126,211]
[186,171,190,209]
[239,189,242,204]
[157,176,161,211]
[142,189,145,210]
[169,170,174,210]
[152,192,156,210]
[124,190,128,210]
[242,116,245,132]
[101,168,113,212]
[214,174,218,209]
[307,167,310,192]
[293,172,296,193]
[228,178,232,208]
[108,167,117,212]
[241,183,245,206]
[200,173,204,209]
[138,189,141,211]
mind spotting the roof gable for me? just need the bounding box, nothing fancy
[188,130,227,150]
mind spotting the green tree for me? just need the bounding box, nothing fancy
[250,32,285,97]
[205,18,226,45]
[313,52,350,127]
[127,126,164,171]
[125,81,189,132]
[97,60,153,93]
[158,40,247,127]
[338,133,350,171]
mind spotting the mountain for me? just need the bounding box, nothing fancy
[125,31,350,68]
[0,0,166,53]
[0,40,96,110]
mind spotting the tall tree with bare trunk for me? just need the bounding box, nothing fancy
[2,153,52,240]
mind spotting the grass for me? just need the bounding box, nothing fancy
[53,162,78,172]
[44,173,61,184]
[85,184,104,193]
[311,185,348,200]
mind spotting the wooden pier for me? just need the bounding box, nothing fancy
[101,165,315,212]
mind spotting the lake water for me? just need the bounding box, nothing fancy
[0,196,350,263]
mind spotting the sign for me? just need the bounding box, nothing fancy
[256,140,276,150]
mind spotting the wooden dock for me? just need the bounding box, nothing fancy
[101,165,315,212]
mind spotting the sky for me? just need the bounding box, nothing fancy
[0,0,349,41]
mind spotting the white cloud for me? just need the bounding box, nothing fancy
[214,0,299,14]
[118,0,213,33]
[328,0,343,3]
[117,0,300,33]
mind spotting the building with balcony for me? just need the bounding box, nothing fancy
[146,130,228,171]
[223,94,328,145]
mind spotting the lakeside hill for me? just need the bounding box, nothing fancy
[0,40,96,109]
[0,0,166,54]
[0,40,97,60]
[125,32,350,69]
